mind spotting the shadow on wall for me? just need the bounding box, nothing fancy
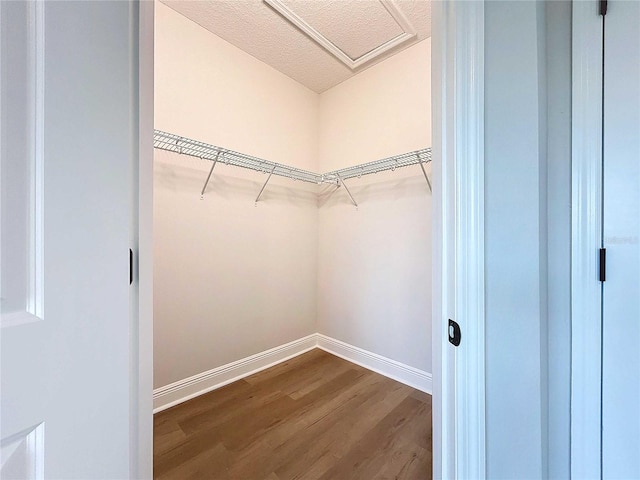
[318,168,432,208]
[156,149,432,209]
[155,150,318,207]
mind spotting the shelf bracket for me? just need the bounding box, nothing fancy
[200,152,221,199]
[418,160,432,193]
[336,174,358,208]
[255,166,276,206]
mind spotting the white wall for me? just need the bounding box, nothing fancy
[318,40,432,171]
[317,40,432,373]
[545,2,571,477]
[154,4,432,389]
[154,2,318,170]
[154,2,319,388]
[484,4,574,477]
[484,2,548,477]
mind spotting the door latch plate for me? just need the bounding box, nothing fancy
[448,319,461,347]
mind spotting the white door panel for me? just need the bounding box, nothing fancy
[602,1,640,478]
[1,1,137,478]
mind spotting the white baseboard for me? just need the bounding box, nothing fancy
[153,333,432,413]
[316,334,432,394]
[153,334,317,413]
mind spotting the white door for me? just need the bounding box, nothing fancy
[602,1,640,477]
[1,1,139,478]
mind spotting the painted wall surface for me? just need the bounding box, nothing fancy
[544,2,571,477]
[154,4,432,388]
[484,3,573,477]
[154,1,319,171]
[154,3,319,388]
[318,40,432,171]
[154,151,318,388]
[485,2,549,477]
[317,40,432,373]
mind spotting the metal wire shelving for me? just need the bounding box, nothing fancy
[154,129,432,207]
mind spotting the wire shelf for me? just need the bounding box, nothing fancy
[153,129,432,205]
[154,130,322,184]
[323,148,432,182]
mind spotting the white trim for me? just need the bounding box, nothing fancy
[27,0,44,321]
[153,334,433,414]
[570,3,603,479]
[0,422,45,479]
[0,312,42,329]
[153,334,317,413]
[432,1,486,478]
[316,334,432,393]
[454,2,486,479]
[379,0,416,36]
[1,0,45,330]
[136,0,154,478]
[430,3,450,475]
[263,0,416,70]
[29,422,45,480]
[0,0,2,328]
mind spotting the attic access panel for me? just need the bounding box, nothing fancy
[264,0,416,69]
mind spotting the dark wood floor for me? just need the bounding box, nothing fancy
[154,349,432,479]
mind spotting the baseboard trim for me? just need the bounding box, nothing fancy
[153,334,317,413]
[316,334,432,394]
[153,333,432,413]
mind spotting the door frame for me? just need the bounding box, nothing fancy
[136,0,154,478]
[432,1,486,478]
[135,0,486,477]
[570,2,603,478]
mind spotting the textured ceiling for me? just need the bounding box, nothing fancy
[278,0,405,59]
[159,0,431,93]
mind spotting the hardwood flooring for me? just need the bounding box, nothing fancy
[154,349,432,479]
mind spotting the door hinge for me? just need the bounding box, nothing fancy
[600,0,608,16]
[130,249,133,285]
[599,248,606,282]
[448,319,461,347]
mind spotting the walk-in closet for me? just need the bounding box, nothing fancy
[152,1,433,477]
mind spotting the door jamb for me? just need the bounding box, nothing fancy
[432,1,486,478]
[136,0,154,478]
[570,2,603,478]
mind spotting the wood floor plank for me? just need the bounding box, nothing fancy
[243,349,333,386]
[410,388,433,405]
[315,396,430,480]
[245,351,350,400]
[153,418,186,457]
[153,349,432,479]
[154,379,258,433]
[156,442,230,480]
[227,370,393,478]
[400,399,433,453]
[292,378,412,458]
[178,387,285,436]
[223,368,374,478]
[154,423,224,478]
[261,473,281,480]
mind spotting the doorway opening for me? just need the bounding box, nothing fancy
[150,1,434,478]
